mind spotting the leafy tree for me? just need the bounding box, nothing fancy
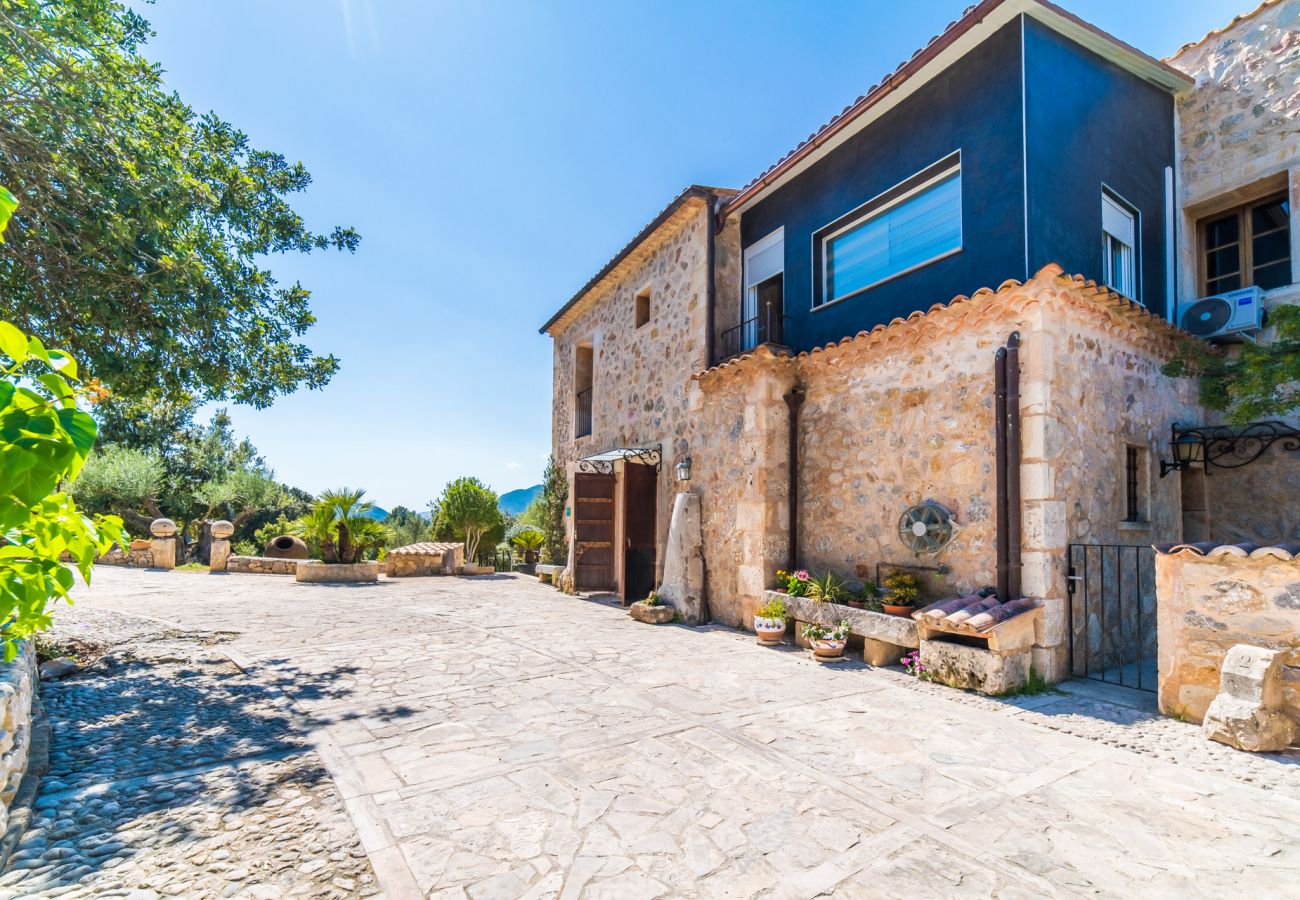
[0,318,123,659]
[71,444,166,533]
[1164,306,1300,423]
[195,468,288,530]
[0,0,358,406]
[538,456,568,565]
[386,505,432,549]
[433,478,501,562]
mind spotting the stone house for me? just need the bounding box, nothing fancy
[540,0,1299,686]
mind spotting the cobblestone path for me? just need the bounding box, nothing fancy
[5,567,1298,898]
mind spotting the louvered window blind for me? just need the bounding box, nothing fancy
[824,169,961,303]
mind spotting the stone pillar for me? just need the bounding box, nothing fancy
[658,492,705,624]
[149,518,178,571]
[1017,329,1068,682]
[209,520,234,572]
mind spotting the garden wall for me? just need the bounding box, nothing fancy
[226,556,297,575]
[1156,544,1300,724]
[0,643,37,840]
[95,547,154,568]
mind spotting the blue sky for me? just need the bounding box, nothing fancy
[138,0,1245,510]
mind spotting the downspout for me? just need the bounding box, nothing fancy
[994,348,1009,600]
[705,195,718,368]
[1006,332,1023,599]
[784,386,805,569]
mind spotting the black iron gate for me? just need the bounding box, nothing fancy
[1066,543,1157,692]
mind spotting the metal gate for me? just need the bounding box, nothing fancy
[1066,543,1157,692]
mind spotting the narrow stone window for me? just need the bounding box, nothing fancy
[1124,445,1147,523]
[635,288,651,328]
[575,343,593,439]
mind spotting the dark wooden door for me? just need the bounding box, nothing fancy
[622,463,657,604]
[573,473,615,591]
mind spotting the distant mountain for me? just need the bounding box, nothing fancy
[499,484,542,515]
[363,506,389,521]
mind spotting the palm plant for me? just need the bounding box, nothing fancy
[510,527,545,564]
[292,488,385,564]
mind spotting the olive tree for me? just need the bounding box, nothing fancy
[434,478,501,563]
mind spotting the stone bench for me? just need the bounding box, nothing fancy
[768,592,918,665]
[535,564,565,584]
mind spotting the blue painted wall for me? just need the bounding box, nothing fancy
[1023,18,1175,318]
[739,19,1026,351]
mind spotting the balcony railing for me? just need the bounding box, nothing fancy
[575,386,592,438]
[716,307,789,365]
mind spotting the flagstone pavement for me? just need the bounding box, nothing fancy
[5,566,1298,898]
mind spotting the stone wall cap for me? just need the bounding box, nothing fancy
[694,265,1198,383]
[1154,541,1300,560]
[388,542,463,557]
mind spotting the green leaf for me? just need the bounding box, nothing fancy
[56,407,98,455]
[0,186,15,242]
[0,322,27,365]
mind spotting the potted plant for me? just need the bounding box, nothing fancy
[291,488,390,583]
[846,581,879,610]
[881,571,922,616]
[510,526,545,566]
[802,619,850,662]
[775,568,810,597]
[808,571,847,604]
[753,595,788,644]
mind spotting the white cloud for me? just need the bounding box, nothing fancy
[505,461,523,472]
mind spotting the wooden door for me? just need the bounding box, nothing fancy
[573,473,615,591]
[621,463,657,604]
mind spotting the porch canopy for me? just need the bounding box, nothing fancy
[576,446,661,475]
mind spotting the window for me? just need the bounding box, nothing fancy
[1123,445,1146,524]
[740,228,785,353]
[1102,191,1136,300]
[1200,193,1291,295]
[574,344,593,439]
[634,287,651,328]
[817,155,962,307]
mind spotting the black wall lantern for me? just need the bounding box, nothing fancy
[1160,420,1300,477]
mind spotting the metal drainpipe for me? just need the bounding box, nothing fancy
[1006,332,1023,599]
[994,347,1009,600]
[705,196,718,368]
[784,386,805,569]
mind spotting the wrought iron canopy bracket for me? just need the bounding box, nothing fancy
[576,447,662,475]
[1160,420,1300,477]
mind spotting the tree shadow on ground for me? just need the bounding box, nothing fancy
[6,632,417,895]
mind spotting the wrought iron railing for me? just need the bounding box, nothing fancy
[716,309,789,365]
[575,387,592,438]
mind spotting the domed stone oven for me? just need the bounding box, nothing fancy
[264,535,309,560]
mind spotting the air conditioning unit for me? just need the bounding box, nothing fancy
[1177,286,1264,340]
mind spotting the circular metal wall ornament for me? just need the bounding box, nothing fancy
[897,502,954,555]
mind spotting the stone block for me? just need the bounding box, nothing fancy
[1020,552,1059,600]
[921,639,1029,695]
[629,601,675,624]
[149,537,176,571]
[1034,596,1067,647]
[209,539,231,573]
[1020,462,1054,502]
[1022,501,1066,550]
[1202,644,1298,752]
[779,593,918,648]
[862,638,905,667]
[1031,643,1068,683]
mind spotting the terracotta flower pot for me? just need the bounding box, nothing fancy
[846,600,865,609]
[810,638,846,660]
[882,604,916,617]
[754,616,787,644]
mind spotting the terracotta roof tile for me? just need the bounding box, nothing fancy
[1154,541,1300,560]
[388,541,463,557]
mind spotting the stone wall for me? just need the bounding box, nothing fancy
[1202,442,1300,545]
[1169,0,1300,302]
[0,643,37,840]
[549,196,724,590]
[95,547,154,568]
[1155,547,1300,724]
[226,556,297,576]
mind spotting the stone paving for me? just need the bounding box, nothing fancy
[7,567,1300,898]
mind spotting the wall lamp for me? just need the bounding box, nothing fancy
[675,457,693,482]
[1159,424,1204,478]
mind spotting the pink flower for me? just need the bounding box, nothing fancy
[794,570,809,581]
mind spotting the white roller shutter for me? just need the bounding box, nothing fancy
[1102,193,1135,245]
